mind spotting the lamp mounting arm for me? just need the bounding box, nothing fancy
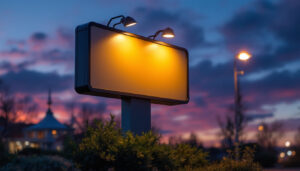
[107,15,125,27]
[148,30,163,40]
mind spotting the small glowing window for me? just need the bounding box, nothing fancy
[37,131,45,139]
[52,130,57,135]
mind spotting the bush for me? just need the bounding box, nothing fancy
[63,135,78,159]
[0,155,78,171]
[171,144,207,169]
[67,116,262,170]
[72,116,208,170]
[74,117,122,170]
[181,147,262,171]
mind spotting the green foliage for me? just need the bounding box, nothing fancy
[66,116,262,170]
[184,147,262,171]
[171,144,207,169]
[0,155,78,171]
[62,135,78,159]
[72,115,208,170]
[74,116,122,170]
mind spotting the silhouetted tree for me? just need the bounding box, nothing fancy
[185,132,204,148]
[217,94,247,148]
[66,101,79,130]
[16,95,38,120]
[168,133,203,149]
[78,103,106,132]
[256,121,283,149]
[218,115,234,148]
[168,135,184,145]
[80,104,92,127]
[0,83,16,138]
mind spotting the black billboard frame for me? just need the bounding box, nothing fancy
[75,22,189,105]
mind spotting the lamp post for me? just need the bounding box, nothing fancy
[234,51,251,159]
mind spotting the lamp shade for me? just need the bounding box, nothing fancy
[122,16,137,27]
[162,27,175,38]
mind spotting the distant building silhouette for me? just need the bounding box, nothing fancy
[8,89,71,153]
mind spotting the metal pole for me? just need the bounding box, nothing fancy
[121,97,151,135]
[234,58,240,160]
[234,58,239,145]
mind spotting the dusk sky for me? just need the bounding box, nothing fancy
[0,0,299,146]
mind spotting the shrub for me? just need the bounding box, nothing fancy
[73,116,208,170]
[74,116,122,170]
[63,135,78,159]
[0,155,78,171]
[171,144,207,169]
[180,147,262,171]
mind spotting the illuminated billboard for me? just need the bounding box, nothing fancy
[75,22,189,105]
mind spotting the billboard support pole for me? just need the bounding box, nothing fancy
[121,98,151,135]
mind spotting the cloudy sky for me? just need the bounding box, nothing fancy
[0,0,299,146]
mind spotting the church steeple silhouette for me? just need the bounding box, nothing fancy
[48,89,52,109]
[46,89,53,116]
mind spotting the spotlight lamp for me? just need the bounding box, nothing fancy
[107,15,137,28]
[148,27,175,40]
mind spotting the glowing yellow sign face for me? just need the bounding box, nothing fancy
[89,26,188,103]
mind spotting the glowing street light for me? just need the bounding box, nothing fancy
[238,51,251,61]
[149,27,175,40]
[233,50,252,160]
[280,152,285,158]
[258,125,264,131]
[285,141,291,147]
[107,15,137,28]
[287,150,292,156]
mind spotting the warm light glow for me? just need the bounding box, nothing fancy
[285,141,291,147]
[292,151,296,156]
[90,26,188,101]
[162,34,175,38]
[280,152,285,158]
[162,28,175,39]
[37,131,45,139]
[125,22,136,27]
[52,130,57,135]
[16,141,21,146]
[237,51,251,61]
[258,125,264,131]
[25,141,29,146]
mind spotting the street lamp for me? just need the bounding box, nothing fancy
[285,141,291,147]
[107,15,137,28]
[258,125,264,131]
[238,51,251,61]
[148,27,175,40]
[234,50,251,149]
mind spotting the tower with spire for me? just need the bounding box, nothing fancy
[24,89,70,150]
[48,89,52,109]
